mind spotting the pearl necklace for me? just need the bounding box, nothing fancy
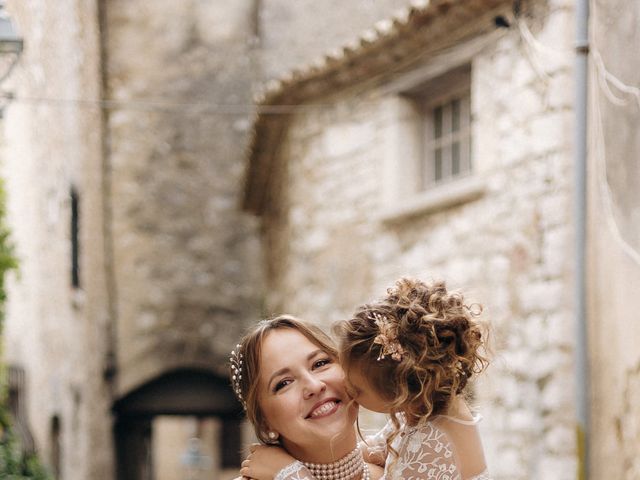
[302,446,370,480]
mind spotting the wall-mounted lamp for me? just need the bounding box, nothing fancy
[0,2,22,74]
[0,2,23,115]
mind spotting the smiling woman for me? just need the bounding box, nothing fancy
[229,315,382,480]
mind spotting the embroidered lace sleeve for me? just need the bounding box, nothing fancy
[384,422,462,480]
[274,461,316,480]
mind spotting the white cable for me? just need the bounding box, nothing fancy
[592,49,640,108]
[517,18,571,59]
[591,62,640,266]
[516,20,552,85]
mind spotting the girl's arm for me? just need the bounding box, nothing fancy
[359,419,394,467]
[240,445,315,480]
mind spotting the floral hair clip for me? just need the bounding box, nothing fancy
[370,312,405,362]
[229,344,247,410]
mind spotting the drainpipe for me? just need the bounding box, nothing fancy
[574,0,590,478]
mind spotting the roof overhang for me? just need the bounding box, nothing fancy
[243,0,514,216]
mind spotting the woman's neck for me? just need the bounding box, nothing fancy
[282,428,358,464]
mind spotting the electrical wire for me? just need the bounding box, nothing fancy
[0,91,361,115]
[0,25,505,116]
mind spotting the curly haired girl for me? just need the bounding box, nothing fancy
[335,277,491,480]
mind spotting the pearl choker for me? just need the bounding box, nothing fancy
[302,446,370,480]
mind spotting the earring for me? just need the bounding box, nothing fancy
[267,431,279,441]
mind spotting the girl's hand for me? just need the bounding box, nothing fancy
[359,442,386,467]
[240,444,296,480]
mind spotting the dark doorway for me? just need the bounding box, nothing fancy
[113,369,243,480]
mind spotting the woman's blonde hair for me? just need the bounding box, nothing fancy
[335,278,489,455]
[230,315,338,444]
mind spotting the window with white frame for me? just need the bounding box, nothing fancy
[412,65,472,190]
[380,51,485,221]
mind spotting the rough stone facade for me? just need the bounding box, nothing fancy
[102,0,263,399]
[0,1,423,479]
[2,1,113,479]
[251,2,578,479]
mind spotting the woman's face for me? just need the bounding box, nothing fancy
[257,328,357,454]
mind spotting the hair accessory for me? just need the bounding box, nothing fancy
[230,344,247,409]
[370,312,405,362]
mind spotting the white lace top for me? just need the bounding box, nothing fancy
[274,415,491,480]
[366,414,492,480]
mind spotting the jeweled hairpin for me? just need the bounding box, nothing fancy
[370,312,405,362]
[229,343,247,410]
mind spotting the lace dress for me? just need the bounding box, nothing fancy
[365,414,492,480]
[273,415,492,480]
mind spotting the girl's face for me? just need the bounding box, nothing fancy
[257,329,357,455]
[344,365,390,414]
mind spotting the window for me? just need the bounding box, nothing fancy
[50,415,62,478]
[412,64,472,190]
[380,62,483,221]
[70,187,80,288]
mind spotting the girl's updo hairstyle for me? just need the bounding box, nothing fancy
[229,315,338,444]
[336,277,488,425]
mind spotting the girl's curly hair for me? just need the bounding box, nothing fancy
[335,277,489,457]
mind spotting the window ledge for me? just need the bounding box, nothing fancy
[378,175,486,223]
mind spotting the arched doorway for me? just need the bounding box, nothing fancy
[113,369,243,480]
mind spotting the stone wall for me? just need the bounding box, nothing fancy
[102,0,263,397]
[2,1,113,478]
[260,3,578,479]
[101,0,414,401]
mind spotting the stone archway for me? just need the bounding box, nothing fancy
[113,369,243,480]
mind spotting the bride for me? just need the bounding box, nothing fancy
[230,315,383,480]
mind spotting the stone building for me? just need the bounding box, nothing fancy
[0,1,409,479]
[244,0,640,478]
[3,0,639,479]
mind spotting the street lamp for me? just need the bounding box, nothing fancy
[0,1,23,115]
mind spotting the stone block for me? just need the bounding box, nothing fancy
[542,226,570,276]
[519,279,565,313]
[529,111,569,156]
[537,456,577,480]
[322,121,376,158]
[544,424,575,453]
[541,372,574,410]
